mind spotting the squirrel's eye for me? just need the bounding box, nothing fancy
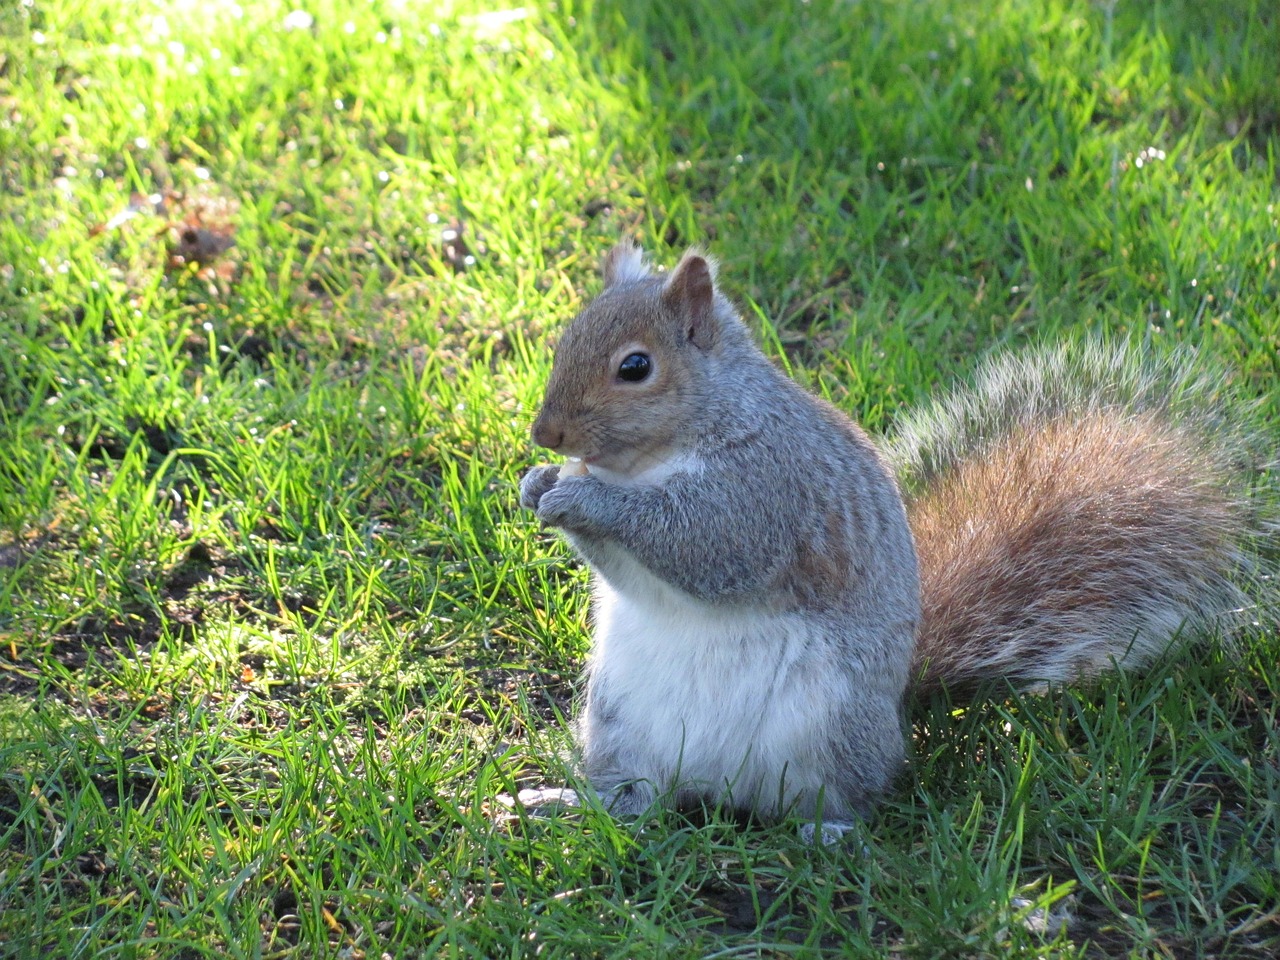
[617,352,652,383]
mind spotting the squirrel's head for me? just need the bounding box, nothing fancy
[531,240,738,477]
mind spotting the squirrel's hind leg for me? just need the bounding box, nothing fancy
[504,780,659,822]
[797,819,860,846]
[592,777,659,818]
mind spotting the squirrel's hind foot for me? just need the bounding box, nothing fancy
[797,819,862,847]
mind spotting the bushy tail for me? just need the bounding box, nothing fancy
[886,339,1276,695]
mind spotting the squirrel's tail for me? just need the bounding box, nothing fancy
[887,339,1276,695]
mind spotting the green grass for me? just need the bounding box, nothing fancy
[1,0,1278,955]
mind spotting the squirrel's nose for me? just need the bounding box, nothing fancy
[531,417,563,451]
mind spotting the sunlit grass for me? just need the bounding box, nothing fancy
[1,0,1278,956]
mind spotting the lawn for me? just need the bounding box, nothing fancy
[1,0,1278,956]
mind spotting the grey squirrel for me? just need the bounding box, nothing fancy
[518,240,1273,832]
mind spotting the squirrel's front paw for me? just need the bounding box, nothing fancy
[534,474,595,529]
[519,464,561,511]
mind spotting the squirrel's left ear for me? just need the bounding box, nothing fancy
[661,250,719,350]
[603,239,651,287]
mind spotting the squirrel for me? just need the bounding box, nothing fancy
[518,240,1274,834]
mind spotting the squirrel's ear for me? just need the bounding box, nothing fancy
[661,249,718,350]
[603,239,651,287]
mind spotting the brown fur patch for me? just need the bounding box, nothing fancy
[785,507,857,607]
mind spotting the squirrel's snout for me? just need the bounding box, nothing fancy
[531,415,564,451]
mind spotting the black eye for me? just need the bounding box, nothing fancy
[617,352,652,382]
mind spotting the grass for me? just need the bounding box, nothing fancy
[1,0,1278,955]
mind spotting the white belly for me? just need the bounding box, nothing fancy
[585,559,846,813]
